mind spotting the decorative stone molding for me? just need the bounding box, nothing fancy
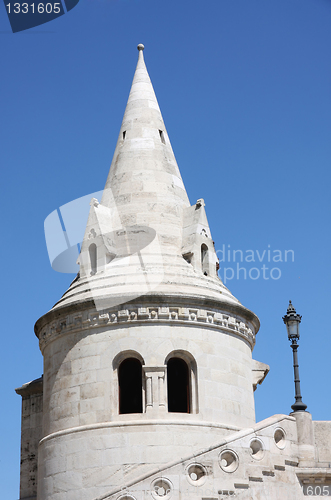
[15,376,43,398]
[252,359,270,391]
[143,366,167,413]
[38,304,256,351]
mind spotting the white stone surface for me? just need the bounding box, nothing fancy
[48,43,253,315]
[16,45,331,500]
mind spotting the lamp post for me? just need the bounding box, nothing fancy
[282,300,307,412]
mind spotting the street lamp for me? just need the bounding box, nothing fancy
[282,300,307,412]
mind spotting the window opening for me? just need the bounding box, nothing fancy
[122,131,126,140]
[167,358,190,413]
[89,243,97,275]
[159,130,165,144]
[183,252,193,265]
[118,358,143,414]
[201,243,209,276]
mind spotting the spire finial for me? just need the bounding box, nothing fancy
[137,43,144,51]
[286,300,298,316]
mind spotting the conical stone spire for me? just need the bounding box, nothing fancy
[42,45,257,330]
[101,44,190,256]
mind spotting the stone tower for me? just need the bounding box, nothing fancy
[17,45,331,500]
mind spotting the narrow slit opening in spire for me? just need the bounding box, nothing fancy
[89,243,97,275]
[122,131,126,140]
[159,130,165,144]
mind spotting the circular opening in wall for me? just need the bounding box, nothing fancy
[151,478,173,500]
[117,495,136,500]
[250,439,264,460]
[219,450,239,473]
[186,463,207,485]
[274,428,286,449]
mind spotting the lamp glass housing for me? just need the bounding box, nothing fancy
[286,319,300,340]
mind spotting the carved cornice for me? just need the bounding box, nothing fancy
[15,376,43,397]
[37,304,256,352]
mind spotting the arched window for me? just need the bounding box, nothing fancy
[118,358,143,414]
[167,357,190,413]
[201,243,209,276]
[89,243,97,275]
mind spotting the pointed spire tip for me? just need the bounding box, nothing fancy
[137,43,145,51]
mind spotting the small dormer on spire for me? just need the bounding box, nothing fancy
[182,199,219,277]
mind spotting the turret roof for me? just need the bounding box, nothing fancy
[37,45,259,336]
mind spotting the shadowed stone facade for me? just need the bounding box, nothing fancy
[16,44,331,500]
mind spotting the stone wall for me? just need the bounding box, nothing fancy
[16,377,43,500]
[35,299,258,500]
[314,421,331,464]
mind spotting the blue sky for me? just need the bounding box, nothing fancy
[1,0,331,497]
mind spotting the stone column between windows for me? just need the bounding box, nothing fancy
[143,366,167,413]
